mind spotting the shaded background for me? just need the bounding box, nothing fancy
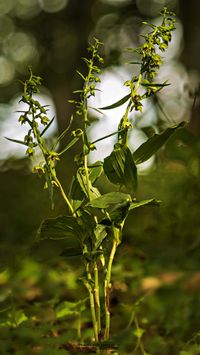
[0,0,200,353]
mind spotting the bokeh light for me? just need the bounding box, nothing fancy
[38,0,68,13]
[100,0,131,6]
[3,32,39,68]
[14,0,41,19]
[0,56,15,86]
[136,0,177,17]
[0,16,15,43]
[0,0,15,15]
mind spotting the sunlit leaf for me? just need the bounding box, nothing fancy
[99,93,131,110]
[129,198,161,210]
[87,192,131,209]
[41,116,55,137]
[76,168,101,200]
[104,145,137,192]
[5,137,29,146]
[58,135,80,156]
[133,122,186,164]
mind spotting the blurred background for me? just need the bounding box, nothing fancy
[0,0,200,353]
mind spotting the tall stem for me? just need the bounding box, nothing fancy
[104,227,120,340]
[94,261,101,335]
[85,263,99,342]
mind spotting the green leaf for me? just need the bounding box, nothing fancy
[52,115,73,149]
[133,122,186,164]
[99,93,131,110]
[40,116,55,137]
[37,215,82,241]
[104,200,131,227]
[94,224,107,249]
[88,161,103,184]
[70,176,85,201]
[76,168,101,200]
[129,198,161,210]
[104,145,137,192]
[87,191,131,209]
[58,135,80,155]
[5,137,29,146]
[55,301,78,319]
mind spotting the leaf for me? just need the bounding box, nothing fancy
[40,116,55,137]
[70,176,85,201]
[99,93,131,110]
[88,161,103,184]
[129,198,161,210]
[76,168,101,200]
[104,145,137,192]
[133,122,186,164]
[141,81,170,87]
[87,192,131,209]
[94,224,107,249]
[108,200,131,225]
[55,301,78,319]
[52,115,73,149]
[37,215,82,241]
[5,137,29,146]
[58,135,80,155]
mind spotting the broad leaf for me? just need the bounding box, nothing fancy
[104,144,137,192]
[99,93,131,110]
[129,198,161,210]
[87,191,131,209]
[133,122,185,164]
[37,215,82,240]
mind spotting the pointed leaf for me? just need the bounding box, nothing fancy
[5,137,29,146]
[99,93,131,110]
[129,198,161,210]
[40,117,55,137]
[133,122,186,164]
[87,192,131,209]
[58,135,80,155]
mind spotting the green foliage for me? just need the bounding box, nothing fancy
[5,7,187,351]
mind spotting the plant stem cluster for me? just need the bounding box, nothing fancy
[10,8,180,350]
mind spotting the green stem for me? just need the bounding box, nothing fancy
[53,175,74,215]
[85,264,99,342]
[104,227,120,340]
[94,261,101,335]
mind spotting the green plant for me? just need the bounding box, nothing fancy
[8,7,184,350]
